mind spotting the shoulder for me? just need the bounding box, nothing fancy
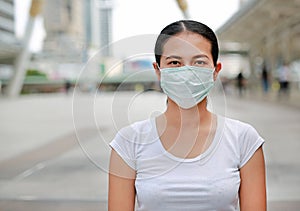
[222,116,259,137]
[223,116,251,128]
[111,118,155,147]
[218,116,261,149]
[117,118,153,139]
[109,118,154,170]
[220,116,265,168]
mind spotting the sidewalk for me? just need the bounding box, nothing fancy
[0,91,167,163]
[0,94,76,162]
[251,89,300,109]
[224,84,300,110]
[0,91,167,210]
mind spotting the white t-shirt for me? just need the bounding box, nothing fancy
[110,115,264,211]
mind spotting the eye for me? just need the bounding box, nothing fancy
[194,60,207,66]
[168,60,181,67]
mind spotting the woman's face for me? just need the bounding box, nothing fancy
[153,31,221,80]
[161,31,214,69]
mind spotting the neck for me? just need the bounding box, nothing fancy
[164,98,212,127]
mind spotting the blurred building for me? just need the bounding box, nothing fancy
[35,0,114,80]
[29,0,92,83]
[40,0,113,60]
[0,0,20,64]
[84,0,113,57]
[41,0,85,63]
[97,0,113,57]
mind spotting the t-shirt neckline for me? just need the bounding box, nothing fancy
[150,115,223,163]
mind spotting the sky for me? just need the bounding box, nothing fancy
[14,0,239,52]
[113,0,239,41]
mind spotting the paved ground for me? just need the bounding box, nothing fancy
[0,88,299,210]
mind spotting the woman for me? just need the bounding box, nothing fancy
[109,20,266,211]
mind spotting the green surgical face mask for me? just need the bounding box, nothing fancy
[159,65,215,109]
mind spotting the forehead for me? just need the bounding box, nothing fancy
[162,32,212,57]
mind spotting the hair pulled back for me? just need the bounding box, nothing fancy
[154,20,219,66]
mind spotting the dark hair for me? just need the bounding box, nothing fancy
[154,20,219,66]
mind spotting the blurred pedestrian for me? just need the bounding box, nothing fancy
[236,70,246,97]
[261,64,269,94]
[64,80,72,95]
[109,20,266,211]
[278,62,290,98]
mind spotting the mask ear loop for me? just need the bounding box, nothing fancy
[207,67,217,108]
[156,63,168,105]
[156,63,161,71]
[213,68,218,81]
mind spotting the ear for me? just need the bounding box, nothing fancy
[213,62,222,81]
[153,62,161,80]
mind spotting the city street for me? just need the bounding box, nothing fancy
[0,90,300,210]
[1,0,300,210]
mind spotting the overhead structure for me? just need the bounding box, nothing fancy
[217,0,300,71]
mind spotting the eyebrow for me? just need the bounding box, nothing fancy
[192,54,210,59]
[165,54,209,60]
[165,55,182,60]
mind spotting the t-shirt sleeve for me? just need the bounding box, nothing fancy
[110,127,136,170]
[239,124,265,168]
